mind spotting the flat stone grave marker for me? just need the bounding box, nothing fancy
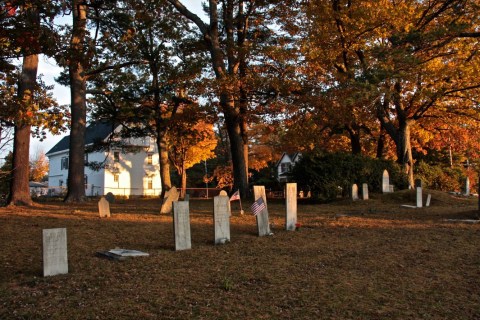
[98,197,111,218]
[416,187,423,208]
[173,201,191,251]
[382,170,390,193]
[362,183,369,200]
[96,249,149,261]
[43,228,68,277]
[161,186,179,214]
[253,186,271,236]
[214,195,230,244]
[351,184,359,201]
[426,194,432,207]
[105,192,115,203]
[285,183,297,231]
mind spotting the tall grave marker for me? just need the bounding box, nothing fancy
[43,228,68,277]
[98,197,111,218]
[285,183,297,231]
[362,183,369,200]
[351,184,359,201]
[382,170,390,193]
[173,201,191,250]
[416,187,423,208]
[214,195,231,244]
[253,186,271,236]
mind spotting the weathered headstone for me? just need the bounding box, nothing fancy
[161,186,179,214]
[389,185,394,193]
[219,190,228,196]
[214,195,230,244]
[105,192,115,203]
[43,228,68,277]
[173,201,191,251]
[285,183,297,231]
[415,179,423,189]
[98,197,111,218]
[465,177,470,196]
[253,186,271,236]
[351,184,359,201]
[382,170,390,193]
[416,187,423,208]
[426,194,432,207]
[362,183,369,200]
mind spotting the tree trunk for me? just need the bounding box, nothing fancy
[222,92,249,198]
[157,135,171,199]
[65,1,87,202]
[180,161,187,199]
[8,54,38,206]
[376,127,386,159]
[396,119,415,188]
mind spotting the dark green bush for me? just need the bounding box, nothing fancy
[290,152,408,200]
[414,161,477,192]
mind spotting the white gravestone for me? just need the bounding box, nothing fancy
[285,183,297,231]
[253,186,271,236]
[351,184,359,201]
[465,177,470,196]
[173,201,191,251]
[362,183,369,200]
[98,197,110,218]
[43,228,68,277]
[426,194,431,207]
[416,187,423,208]
[214,195,231,244]
[382,170,390,193]
[161,186,179,214]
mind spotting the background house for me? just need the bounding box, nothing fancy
[275,152,301,182]
[46,121,161,197]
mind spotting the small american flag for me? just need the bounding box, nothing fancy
[229,190,240,202]
[251,197,266,216]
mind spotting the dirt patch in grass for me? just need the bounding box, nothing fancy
[1,190,479,319]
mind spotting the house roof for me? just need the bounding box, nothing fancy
[275,152,301,168]
[46,121,117,155]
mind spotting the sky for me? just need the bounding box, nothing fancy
[32,0,206,155]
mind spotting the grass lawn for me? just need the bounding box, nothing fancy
[0,190,479,319]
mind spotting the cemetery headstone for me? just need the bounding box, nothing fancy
[416,187,423,208]
[214,195,230,244]
[382,170,390,193]
[465,177,470,196]
[362,183,369,200]
[98,197,111,218]
[105,192,115,203]
[426,194,431,207]
[389,185,394,193]
[351,184,359,201]
[173,201,191,251]
[160,186,179,214]
[285,183,297,231]
[43,228,68,277]
[253,186,271,236]
[219,190,228,196]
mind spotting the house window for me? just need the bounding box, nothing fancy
[113,174,119,182]
[280,163,291,173]
[147,178,153,190]
[84,153,89,165]
[61,157,69,170]
[114,151,120,162]
[147,154,153,165]
[84,175,88,189]
[59,179,63,187]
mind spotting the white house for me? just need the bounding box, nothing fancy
[275,152,301,182]
[46,121,162,197]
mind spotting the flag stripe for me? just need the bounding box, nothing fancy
[251,197,266,216]
[229,190,240,201]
